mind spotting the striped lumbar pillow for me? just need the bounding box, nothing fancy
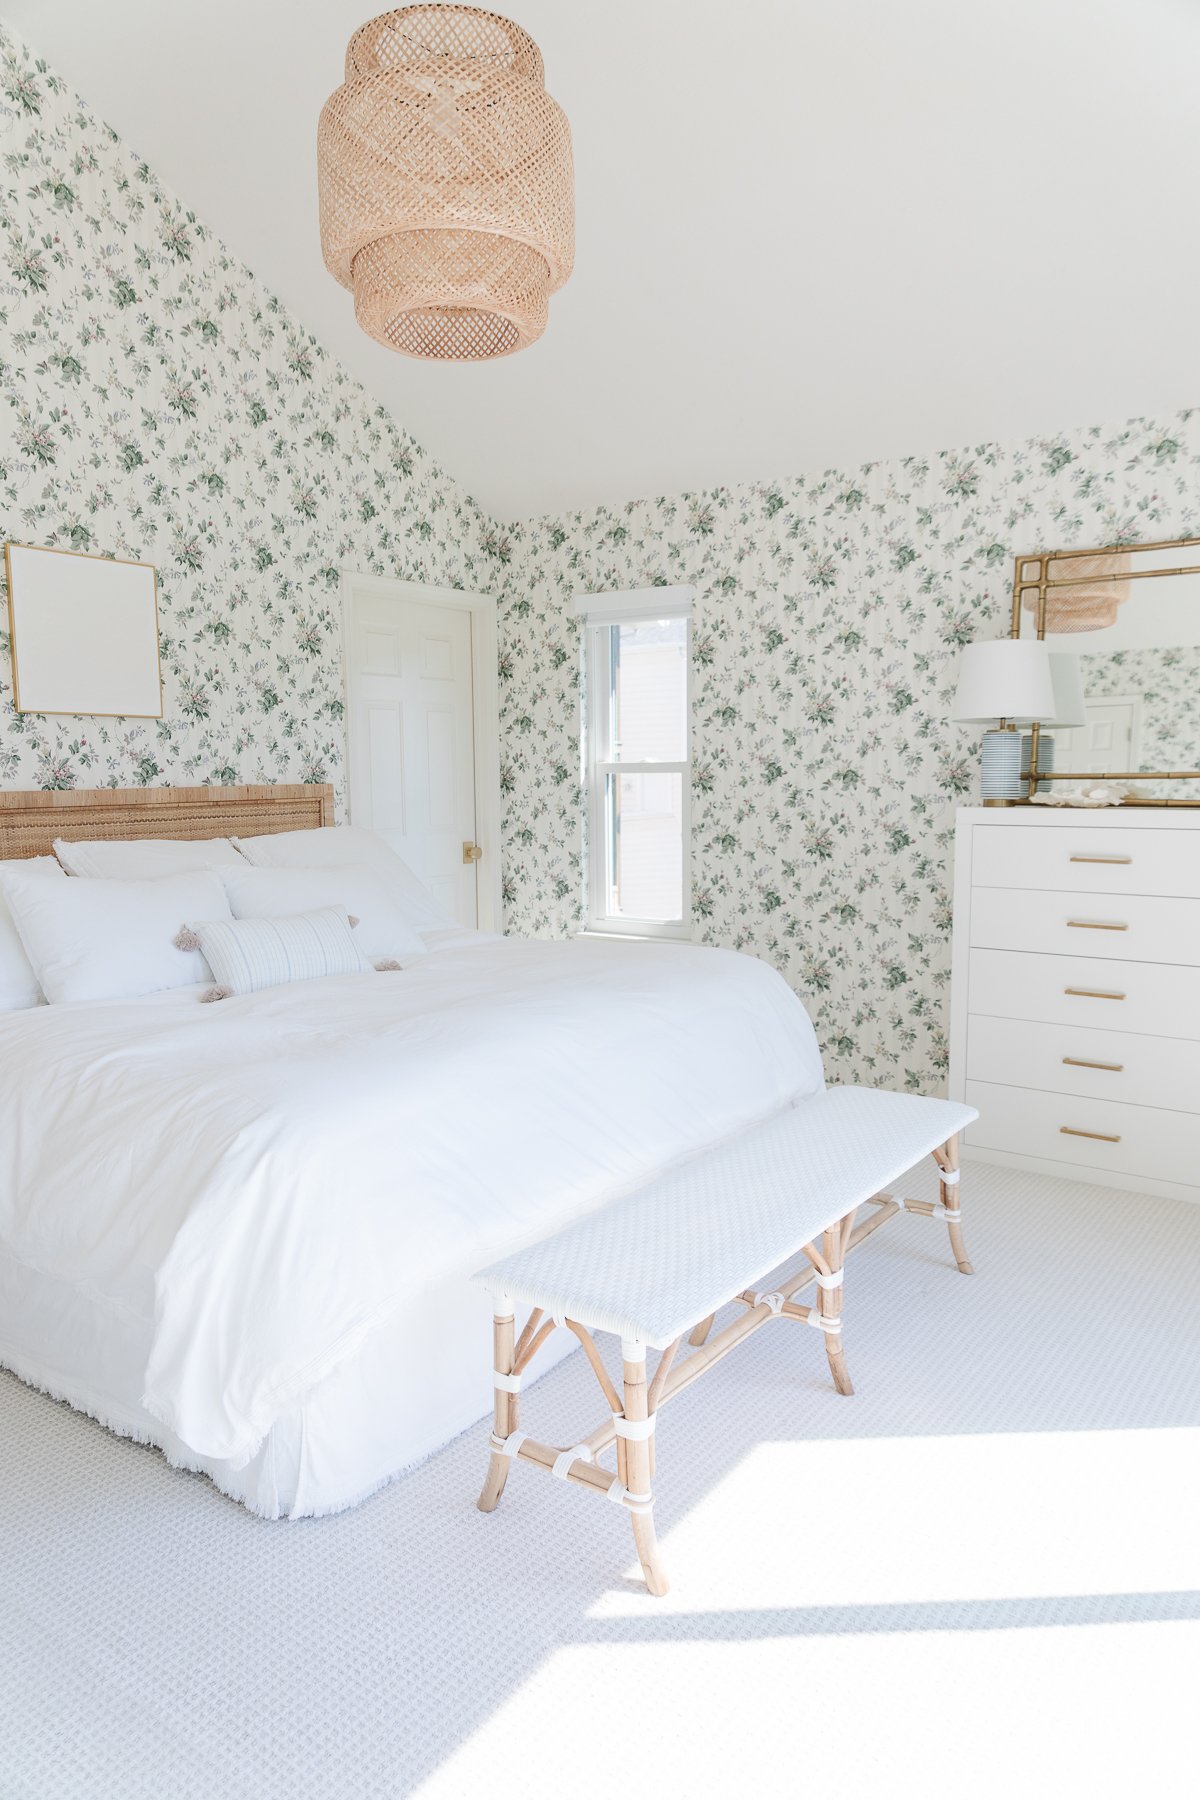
[186,906,372,1001]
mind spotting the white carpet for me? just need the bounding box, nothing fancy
[2,1159,1198,1800]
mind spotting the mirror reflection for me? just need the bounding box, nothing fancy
[1016,543,1200,797]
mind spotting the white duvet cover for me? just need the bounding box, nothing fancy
[0,934,822,1487]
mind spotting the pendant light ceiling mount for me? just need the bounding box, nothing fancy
[318,5,574,362]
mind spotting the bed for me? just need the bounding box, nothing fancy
[0,785,825,1517]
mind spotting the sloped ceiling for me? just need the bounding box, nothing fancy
[6,0,1199,519]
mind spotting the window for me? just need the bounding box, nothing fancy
[577,587,693,938]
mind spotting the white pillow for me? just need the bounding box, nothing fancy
[54,835,243,879]
[3,870,232,1005]
[0,856,66,1011]
[188,907,372,1000]
[218,863,426,964]
[231,827,454,932]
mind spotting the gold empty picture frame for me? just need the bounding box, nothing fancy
[4,541,163,718]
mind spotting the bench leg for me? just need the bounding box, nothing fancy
[478,1307,516,1513]
[688,1313,716,1348]
[622,1344,669,1597]
[820,1218,853,1397]
[932,1133,973,1275]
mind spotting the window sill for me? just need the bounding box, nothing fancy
[577,927,694,946]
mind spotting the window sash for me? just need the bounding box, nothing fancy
[585,621,691,938]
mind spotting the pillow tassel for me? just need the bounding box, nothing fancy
[173,925,202,952]
[200,986,232,1004]
[374,958,404,972]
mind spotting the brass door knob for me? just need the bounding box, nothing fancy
[462,841,483,864]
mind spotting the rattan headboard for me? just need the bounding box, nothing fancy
[0,783,335,861]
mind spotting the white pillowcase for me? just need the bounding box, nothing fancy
[3,870,232,1005]
[0,856,66,1011]
[218,862,426,964]
[231,826,454,933]
[54,835,243,879]
[189,907,372,1000]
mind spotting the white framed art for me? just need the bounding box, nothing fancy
[4,541,163,718]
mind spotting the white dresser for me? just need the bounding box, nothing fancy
[949,808,1200,1203]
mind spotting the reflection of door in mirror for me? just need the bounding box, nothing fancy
[1053,695,1141,774]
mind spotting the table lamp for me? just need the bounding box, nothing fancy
[952,640,1057,802]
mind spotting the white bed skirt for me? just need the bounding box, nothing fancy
[0,1244,576,1517]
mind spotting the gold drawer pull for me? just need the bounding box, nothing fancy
[1066,919,1128,931]
[1060,1126,1121,1144]
[1062,1056,1124,1073]
[1069,854,1132,865]
[1064,986,1126,1000]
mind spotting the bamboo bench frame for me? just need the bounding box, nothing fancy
[477,1131,969,1595]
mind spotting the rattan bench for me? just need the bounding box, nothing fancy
[474,1085,978,1593]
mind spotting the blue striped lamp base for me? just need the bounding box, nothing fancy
[980,729,1023,800]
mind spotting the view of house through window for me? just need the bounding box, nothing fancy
[587,610,690,932]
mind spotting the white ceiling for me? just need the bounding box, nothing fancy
[8,0,1200,520]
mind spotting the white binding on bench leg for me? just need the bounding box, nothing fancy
[490,1430,528,1458]
[492,1369,522,1393]
[552,1445,593,1480]
[905,1203,963,1223]
[938,1167,961,1185]
[612,1413,657,1441]
[814,1268,844,1290]
[805,1311,842,1334]
[756,1290,785,1314]
[606,1482,654,1514]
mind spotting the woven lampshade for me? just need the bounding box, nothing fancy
[318,6,574,361]
[1022,551,1133,634]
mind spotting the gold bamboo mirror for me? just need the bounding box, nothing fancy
[1011,535,1200,805]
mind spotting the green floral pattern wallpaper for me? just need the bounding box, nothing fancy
[495,414,1200,1090]
[0,24,502,799]
[3,23,1198,1094]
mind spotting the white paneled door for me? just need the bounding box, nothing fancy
[346,584,482,927]
[1054,697,1140,774]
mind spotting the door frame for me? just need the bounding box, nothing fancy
[340,572,503,934]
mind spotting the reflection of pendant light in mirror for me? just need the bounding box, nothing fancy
[318,6,574,361]
[1022,552,1132,633]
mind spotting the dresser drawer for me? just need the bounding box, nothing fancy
[969,886,1200,967]
[971,824,1200,898]
[967,948,1200,1040]
[966,1014,1200,1114]
[965,1079,1200,1188]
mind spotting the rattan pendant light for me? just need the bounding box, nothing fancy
[318,5,573,361]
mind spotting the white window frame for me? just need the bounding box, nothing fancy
[577,587,694,941]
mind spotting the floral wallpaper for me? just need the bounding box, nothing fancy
[496,413,1200,1091]
[0,23,503,800]
[3,23,1199,1096]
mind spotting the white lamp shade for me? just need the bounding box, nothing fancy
[952,639,1057,724]
[1045,652,1087,728]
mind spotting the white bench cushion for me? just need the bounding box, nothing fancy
[475,1086,978,1348]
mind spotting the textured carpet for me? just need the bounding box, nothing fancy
[2,1160,1199,1800]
